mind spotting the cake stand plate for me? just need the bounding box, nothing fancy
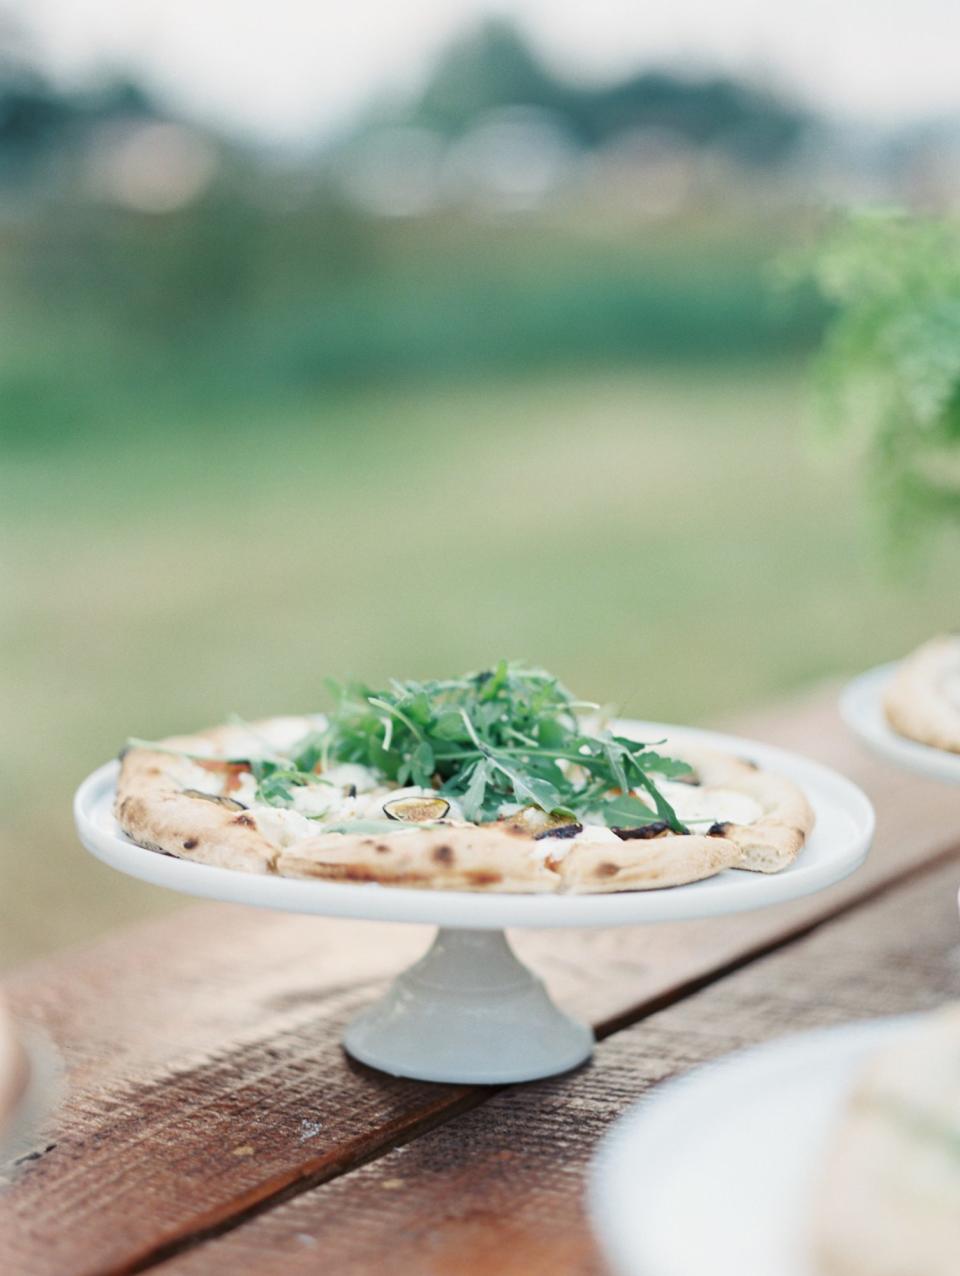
[841,664,960,786]
[74,720,874,1084]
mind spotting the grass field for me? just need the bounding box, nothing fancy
[3,360,958,967]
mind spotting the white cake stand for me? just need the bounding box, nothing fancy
[589,1017,914,1276]
[74,721,874,1085]
[841,664,960,786]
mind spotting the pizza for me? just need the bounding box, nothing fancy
[884,634,960,754]
[115,665,814,894]
[814,1005,960,1276]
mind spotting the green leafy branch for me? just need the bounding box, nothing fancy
[811,210,960,547]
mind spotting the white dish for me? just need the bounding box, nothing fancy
[0,1021,62,1174]
[841,664,960,786]
[0,997,26,1144]
[75,720,873,929]
[590,1017,915,1276]
[74,720,874,1084]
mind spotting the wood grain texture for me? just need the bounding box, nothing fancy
[0,688,958,1276]
[158,852,960,1276]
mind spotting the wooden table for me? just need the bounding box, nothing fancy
[3,687,960,1276]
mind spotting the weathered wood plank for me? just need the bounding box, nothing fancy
[0,689,958,1276]
[157,849,960,1276]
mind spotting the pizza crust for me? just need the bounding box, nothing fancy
[884,634,960,754]
[672,744,814,874]
[558,832,742,893]
[114,719,815,893]
[277,825,561,892]
[115,716,317,874]
[117,751,277,874]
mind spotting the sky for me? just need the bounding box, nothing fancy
[9,0,960,143]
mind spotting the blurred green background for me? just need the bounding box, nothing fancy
[3,15,960,967]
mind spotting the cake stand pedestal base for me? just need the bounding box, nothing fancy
[343,927,594,1084]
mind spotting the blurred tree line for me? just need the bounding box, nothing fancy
[0,20,827,452]
[413,20,805,163]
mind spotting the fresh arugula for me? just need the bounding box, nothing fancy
[130,663,692,831]
[300,662,691,831]
[249,763,332,807]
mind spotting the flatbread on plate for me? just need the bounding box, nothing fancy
[814,1004,960,1276]
[884,634,960,754]
[114,717,814,894]
[0,995,27,1139]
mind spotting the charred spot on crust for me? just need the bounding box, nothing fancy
[468,870,502,886]
[311,864,432,885]
[738,757,759,770]
[183,838,198,850]
[182,789,247,811]
[197,757,253,772]
[533,823,583,841]
[305,861,382,883]
[493,820,530,839]
[118,795,145,822]
[708,821,730,836]
[433,844,455,864]
[342,865,378,881]
[232,813,256,828]
[374,843,391,854]
[612,821,670,840]
[595,861,621,878]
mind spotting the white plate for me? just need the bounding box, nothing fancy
[590,1017,915,1276]
[841,664,960,786]
[74,719,874,929]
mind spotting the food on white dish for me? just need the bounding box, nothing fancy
[814,1004,960,1276]
[116,664,814,893]
[0,995,27,1138]
[884,635,960,754]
